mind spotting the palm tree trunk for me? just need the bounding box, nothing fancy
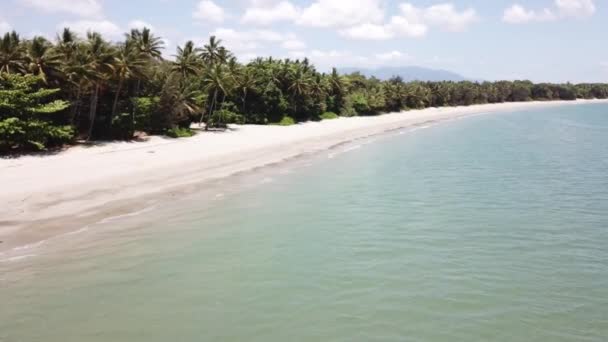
[203,88,218,130]
[70,87,81,125]
[112,77,124,119]
[87,83,100,141]
[242,90,247,113]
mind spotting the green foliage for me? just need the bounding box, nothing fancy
[131,96,159,131]
[339,97,357,117]
[0,74,68,115]
[111,112,134,139]
[271,116,296,126]
[154,76,202,132]
[0,74,73,152]
[166,126,195,138]
[0,117,74,152]
[208,108,244,128]
[350,92,371,115]
[319,112,339,120]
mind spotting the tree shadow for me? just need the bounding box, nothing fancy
[1,126,241,159]
[0,146,69,159]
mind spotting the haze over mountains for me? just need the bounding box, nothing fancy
[339,66,469,82]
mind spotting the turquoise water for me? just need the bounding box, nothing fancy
[2,104,608,341]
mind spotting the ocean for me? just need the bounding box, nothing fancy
[1,103,607,341]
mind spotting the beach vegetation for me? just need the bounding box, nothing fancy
[0,73,72,152]
[272,116,296,126]
[320,112,339,120]
[166,126,195,138]
[1,28,608,154]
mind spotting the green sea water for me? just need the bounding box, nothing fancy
[1,104,608,341]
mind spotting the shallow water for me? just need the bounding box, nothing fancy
[2,104,608,341]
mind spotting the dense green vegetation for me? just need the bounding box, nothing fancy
[1,28,607,153]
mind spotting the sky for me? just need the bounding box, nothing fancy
[1,0,607,82]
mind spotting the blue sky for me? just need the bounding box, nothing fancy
[2,0,607,82]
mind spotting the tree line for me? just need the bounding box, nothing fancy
[1,28,607,153]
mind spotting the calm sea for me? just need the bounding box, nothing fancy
[1,103,607,341]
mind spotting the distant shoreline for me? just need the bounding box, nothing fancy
[1,99,607,257]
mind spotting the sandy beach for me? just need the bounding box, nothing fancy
[1,99,606,252]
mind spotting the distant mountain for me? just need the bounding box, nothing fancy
[339,66,468,82]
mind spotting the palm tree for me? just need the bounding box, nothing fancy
[26,36,62,84]
[216,46,231,65]
[60,45,95,125]
[235,67,258,113]
[201,63,228,127]
[288,66,311,117]
[328,67,348,112]
[84,32,115,139]
[55,28,78,62]
[128,27,164,96]
[428,82,450,107]
[201,36,223,65]
[164,80,202,125]
[310,74,326,97]
[0,31,26,74]
[171,41,201,79]
[112,39,147,118]
[128,28,164,60]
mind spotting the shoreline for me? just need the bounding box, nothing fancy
[1,99,607,254]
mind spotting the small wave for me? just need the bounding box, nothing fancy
[343,144,362,152]
[0,254,37,263]
[97,205,157,224]
[260,177,274,184]
[409,125,431,132]
[328,144,362,159]
[12,240,46,251]
[64,226,90,236]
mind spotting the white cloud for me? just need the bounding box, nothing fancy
[238,52,262,63]
[242,1,299,25]
[555,0,595,17]
[305,49,370,69]
[248,0,281,6]
[128,20,155,31]
[0,21,10,33]
[338,2,475,41]
[20,0,102,18]
[281,38,306,50]
[503,0,595,24]
[57,20,122,39]
[503,4,556,23]
[193,0,226,23]
[25,30,53,40]
[288,49,416,70]
[339,23,394,40]
[239,0,475,40]
[375,51,413,63]
[297,0,385,28]
[387,14,428,38]
[423,3,479,32]
[209,28,302,53]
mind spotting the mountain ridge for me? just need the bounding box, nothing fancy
[338,66,468,82]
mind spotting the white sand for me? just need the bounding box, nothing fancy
[1,100,607,250]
